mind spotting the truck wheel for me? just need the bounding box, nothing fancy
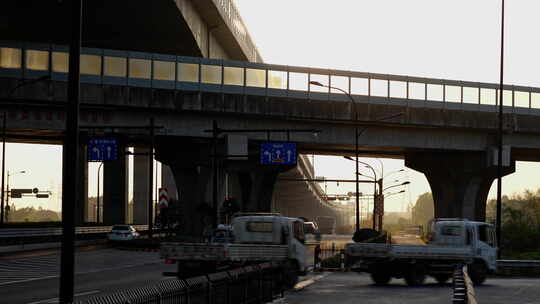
[468,262,487,285]
[433,274,451,284]
[283,261,299,289]
[370,271,392,285]
[404,264,426,286]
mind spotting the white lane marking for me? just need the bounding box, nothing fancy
[0,260,161,286]
[293,273,329,291]
[26,290,100,304]
[0,275,59,287]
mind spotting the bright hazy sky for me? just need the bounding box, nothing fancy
[2,1,540,213]
[234,0,540,211]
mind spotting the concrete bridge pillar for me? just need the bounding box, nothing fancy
[226,161,293,213]
[161,164,178,201]
[405,152,515,221]
[171,165,212,239]
[155,137,294,239]
[132,147,149,224]
[155,138,213,239]
[103,144,129,225]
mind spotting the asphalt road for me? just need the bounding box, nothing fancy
[284,272,540,304]
[0,248,172,304]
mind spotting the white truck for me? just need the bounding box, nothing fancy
[345,218,497,286]
[160,213,308,288]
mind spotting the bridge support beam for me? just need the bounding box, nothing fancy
[406,152,515,221]
[133,147,149,224]
[103,144,129,225]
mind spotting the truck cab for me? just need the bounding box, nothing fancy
[232,214,308,273]
[427,218,498,274]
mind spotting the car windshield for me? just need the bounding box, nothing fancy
[112,226,130,231]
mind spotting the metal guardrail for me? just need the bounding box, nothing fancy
[2,41,540,116]
[496,259,540,276]
[0,225,148,238]
[75,262,284,304]
[497,259,540,267]
[452,264,477,304]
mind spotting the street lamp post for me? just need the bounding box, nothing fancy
[1,75,51,226]
[345,156,407,231]
[310,80,402,233]
[4,170,26,222]
[344,156,377,230]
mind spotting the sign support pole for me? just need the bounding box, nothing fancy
[148,117,155,239]
[212,120,218,229]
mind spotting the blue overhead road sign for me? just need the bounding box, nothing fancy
[260,142,297,165]
[87,138,118,161]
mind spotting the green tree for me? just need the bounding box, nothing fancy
[486,189,540,258]
[411,192,434,230]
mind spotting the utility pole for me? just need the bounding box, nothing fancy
[377,178,383,231]
[496,0,505,259]
[60,0,82,302]
[1,112,5,225]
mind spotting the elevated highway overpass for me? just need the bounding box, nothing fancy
[2,1,540,237]
[2,40,539,232]
[0,0,340,237]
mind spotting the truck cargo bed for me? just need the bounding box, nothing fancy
[346,243,473,260]
[161,242,289,261]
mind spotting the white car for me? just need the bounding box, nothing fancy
[107,225,140,241]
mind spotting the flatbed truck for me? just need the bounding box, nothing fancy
[161,213,307,288]
[345,218,497,286]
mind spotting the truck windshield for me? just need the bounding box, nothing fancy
[246,222,273,232]
[441,225,462,236]
[293,221,305,242]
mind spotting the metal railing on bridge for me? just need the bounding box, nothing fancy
[2,41,540,115]
[0,225,148,239]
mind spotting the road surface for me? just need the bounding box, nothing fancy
[0,248,171,303]
[284,272,540,304]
